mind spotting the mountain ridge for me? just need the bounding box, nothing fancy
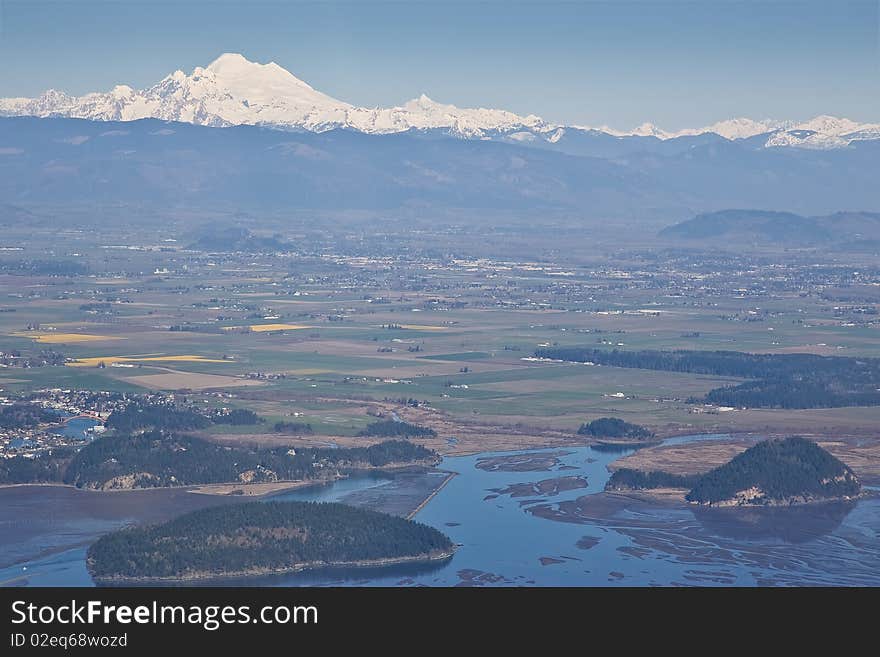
[2,115,879,220]
[660,209,880,247]
[2,53,877,149]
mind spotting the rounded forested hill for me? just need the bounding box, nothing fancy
[87,501,454,581]
[686,436,861,505]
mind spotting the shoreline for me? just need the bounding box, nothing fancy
[6,430,879,586]
[4,430,873,497]
[90,548,457,585]
[607,432,880,485]
[0,464,456,576]
[187,477,338,497]
[603,484,877,509]
[0,480,324,497]
[0,460,438,497]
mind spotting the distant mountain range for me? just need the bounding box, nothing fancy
[2,115,879,223]
[660,209,880,248]
[2,53,878,151]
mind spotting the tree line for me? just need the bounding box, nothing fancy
[358,419,436,438]
[273,421,314,434]
[607,468,699,490]
[0,403,57,429]
[105,402,262,433]
[578,417,654,439]
[536,346,880,409]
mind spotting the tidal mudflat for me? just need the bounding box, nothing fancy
[3,436,880,587]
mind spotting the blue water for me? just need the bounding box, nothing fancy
[5,417,101,451]
[271,473,392,504]
[0,547,93,587]
[53,417,103,441]
[262,441,880,586]
[2,434,879,587]
[265,445,648,586]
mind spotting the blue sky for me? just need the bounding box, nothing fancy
[1,0,877,129]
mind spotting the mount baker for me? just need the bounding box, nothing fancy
[1,53,878,150]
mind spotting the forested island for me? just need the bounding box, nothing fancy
[578,417,654,440]
[0,434,437,489]
[87,501,454,583]
[607,437,862,506]
[536,346,880,409]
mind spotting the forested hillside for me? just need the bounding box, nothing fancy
[0,434,435,488]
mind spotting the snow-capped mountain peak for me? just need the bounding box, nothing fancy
[206,52,269,73]
[759,115,880,149]
[629,122,672,139]
[587,122,673,139]
[0,53,876,148]
[201,52,332,100]
[684,117,792,140]
[0,53,546,137]
[795,114,863,136]
[110,85,135,97]
[404,93,445,111]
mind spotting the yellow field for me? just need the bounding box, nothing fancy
[66,354,231,367]
[224,323,311,332]
[13,332,123,344]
